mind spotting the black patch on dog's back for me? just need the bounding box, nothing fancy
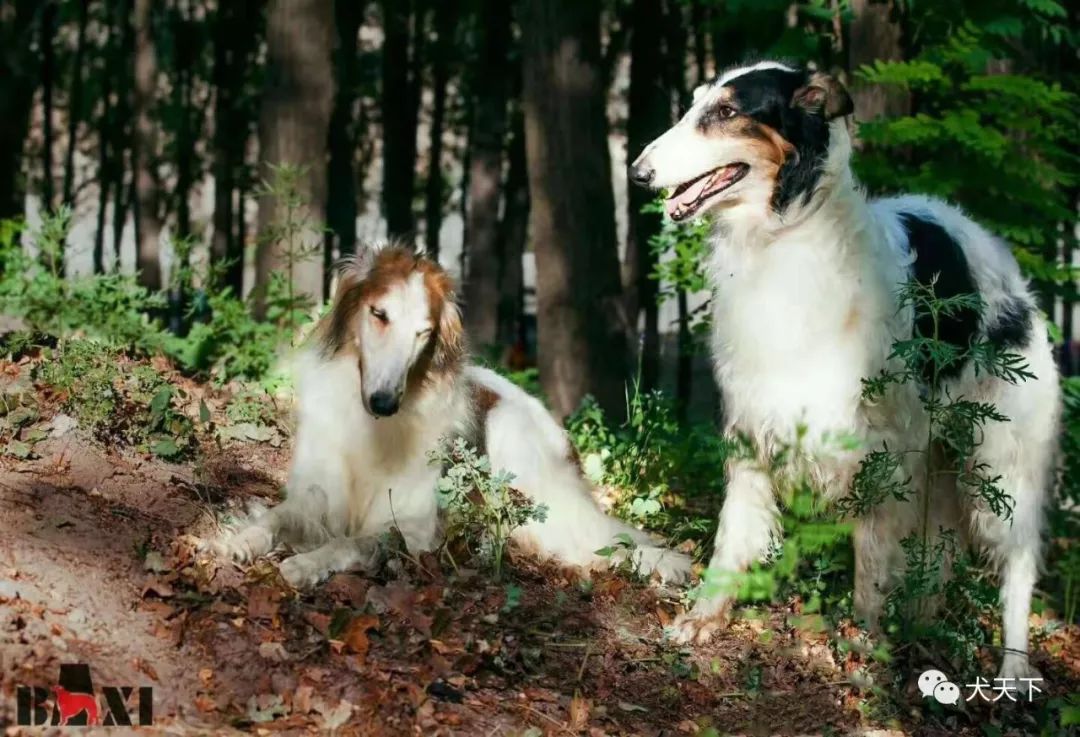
[720,67,832,211]
[900,212,980,382]
[986,296,1032,350]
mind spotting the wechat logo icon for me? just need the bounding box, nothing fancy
[918,669,959,706]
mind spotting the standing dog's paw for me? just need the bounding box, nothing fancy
[996,654,1044,693]
[278,553,328,590]
[204,525,274,564]
[667,600,730,645]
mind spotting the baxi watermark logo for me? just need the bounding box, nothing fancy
[918,668,1044,706]
[16,663,153,727]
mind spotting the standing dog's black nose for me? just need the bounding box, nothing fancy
[369,391,400,417]
[629,163,654,186]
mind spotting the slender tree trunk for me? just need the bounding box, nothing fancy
[326,0,363,284]
[172,9,195,241]
[110,0,134,270]
[133,0,163,289]
[463,0,511,350]
[254,0,334,317]
[664,0,694,416]
[380,0,421,236]
[624,0,668,390]
[423,0,455,262]
[848,0,908,124]
[211,0,262,295]
[62,0,90,209]
[520,0,630,419]
[40,1,58,214]
[93,0,118,273]
[0,0,40,221]
[495,109,529,350]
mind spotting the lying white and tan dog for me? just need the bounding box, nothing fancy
[211,244,690,587]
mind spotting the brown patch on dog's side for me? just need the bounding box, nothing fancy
[468,383,502,450]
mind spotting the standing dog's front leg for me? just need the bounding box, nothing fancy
[670,459,778,644]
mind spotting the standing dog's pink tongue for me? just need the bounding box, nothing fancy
[665,173,713,218]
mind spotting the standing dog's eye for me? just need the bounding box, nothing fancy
[717,105,737,119]
[370,306,389,324]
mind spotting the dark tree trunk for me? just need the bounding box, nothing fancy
[62,0,90,209]
[326,0,364,287]
[520,0,630,420]
[0,0,40,221]
[172,9,195,241]
[211,0,262,296]
[380,0,422,237]
[848,0,908,125]
[423,0,456,263]
[110,0,134,270]
[93,0,119,273]
[664,0,694,415]
[254,0,334,316]
[40,1,58,214]
[495,109,529,350]
[462,0,511,350]
[624,0,669,391]
[133,0,163,289]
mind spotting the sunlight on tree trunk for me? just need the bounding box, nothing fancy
[254,0,334,317]
[133,0,163,290]
[521,0,630,420]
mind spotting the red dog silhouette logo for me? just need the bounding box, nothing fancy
[52,686,99,726]
[16,663,152,727]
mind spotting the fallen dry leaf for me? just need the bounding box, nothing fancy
[342,614,379,658]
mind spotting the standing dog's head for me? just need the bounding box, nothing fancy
[318,243,464,418]
[629,61,853,224]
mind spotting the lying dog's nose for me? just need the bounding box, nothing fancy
[629,163,654,186]
[369,391,400,417]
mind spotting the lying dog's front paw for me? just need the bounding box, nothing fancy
[204,525,274,564]
[633,548,693,585]
[996,655,1043,690]
[279,554,328,590]
[667,600,730,645]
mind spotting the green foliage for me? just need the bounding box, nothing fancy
[429,437,548,579]
[853,0,1077,293]
[35,340,197,459]
[645,200,712,349]
[566,385,728,534]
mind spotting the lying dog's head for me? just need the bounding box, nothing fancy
[629,61,853,223]
[318,243,464,418]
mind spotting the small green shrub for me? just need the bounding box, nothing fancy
[429,437,547,579]
[36,340,196,459]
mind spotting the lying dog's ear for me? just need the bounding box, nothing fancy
[333,246,376,303]
[433,294,464,371]
[792,72,853,121]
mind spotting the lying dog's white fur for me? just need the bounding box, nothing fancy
[211,245,690,587]
[631,60,1060,681]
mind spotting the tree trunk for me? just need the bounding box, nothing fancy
[624,0,669,391]
[0,0,40,221]
[380,0,421,237]
[40,1,57,214]
[462,0,511,350]
[254,0,334,316]
[62,0,90,209]
[520,0,630,419]
[93,0,118,273]
[326,0,363,286]
[848,0,908,124]
[423,0,456,263]
[133,0,163,289]
[211,0,262,295]
[495,109,529,350]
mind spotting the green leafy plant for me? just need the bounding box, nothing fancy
[429,437,547,579]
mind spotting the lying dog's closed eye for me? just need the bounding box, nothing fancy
[207,243,691,589]
[631,60,1060,685]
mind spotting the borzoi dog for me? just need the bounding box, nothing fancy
[211,245,690,588]
[630,61,1059,681]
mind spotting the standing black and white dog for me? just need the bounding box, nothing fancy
[630,61,1060,682]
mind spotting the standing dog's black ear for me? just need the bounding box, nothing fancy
[792,72,853,121]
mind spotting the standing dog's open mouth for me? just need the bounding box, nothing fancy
[665,163,749,221]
